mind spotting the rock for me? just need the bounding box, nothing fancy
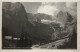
[2,2,29,37]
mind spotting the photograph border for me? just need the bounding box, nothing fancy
[0,0,80,52]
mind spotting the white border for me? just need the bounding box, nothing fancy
[0,0,80,52]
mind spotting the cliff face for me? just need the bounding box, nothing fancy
[2,2,29,37]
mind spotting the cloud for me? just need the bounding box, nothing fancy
[37,2,59,16]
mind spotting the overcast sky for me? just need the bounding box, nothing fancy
[21,2,41,13]
[21,2,77,19]
[21,2,66,13]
